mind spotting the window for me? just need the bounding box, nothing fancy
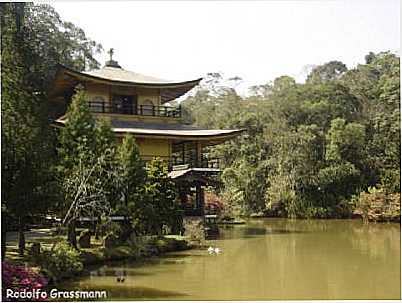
[112,95,137,114]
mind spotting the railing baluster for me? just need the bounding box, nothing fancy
[89,100,181,118]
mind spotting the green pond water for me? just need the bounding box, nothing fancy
[62,219,401,300]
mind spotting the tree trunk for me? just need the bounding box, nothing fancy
[1,213,7,260]
[18,217,25,256]
[67,220,77,249]
[94,217,102,240]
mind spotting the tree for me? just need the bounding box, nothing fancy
[112,135,147,238]
[134,159,180,235]
[115,135,146,211]
[58,89,113,248]
[22,3,102,88]
[1,2,103,256]
[1,3,57,256]
[181,51,399,219]
[306,61,348,84]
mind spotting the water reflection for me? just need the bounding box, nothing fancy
[61,219,401,300]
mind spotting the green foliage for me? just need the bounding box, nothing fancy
[1,2,102,241]
[114,134,146,213]
[353,187,400,223]
[306,60,347,84]
[58,88,97,170]
[22,3,102,87]
[57,90,116,248]
[1,3,59,255]
[326,118,365,163]
[182,51,400,219]
[40,241,83,281]
[132,159,181,235]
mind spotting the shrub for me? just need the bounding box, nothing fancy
[353,187,401,223]
[39,241,83,281]
[2,261,47,301]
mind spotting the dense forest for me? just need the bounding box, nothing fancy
[179,54,400,220]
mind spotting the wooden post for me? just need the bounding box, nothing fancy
[195,183,205,216]
[196,142,202,168]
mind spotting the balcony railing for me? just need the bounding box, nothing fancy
[142,155,221,171]
[88,101,181,118]
[171,157,220,170]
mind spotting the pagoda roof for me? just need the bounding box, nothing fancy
[53,117,244,142]
[84,66,174,84]
[49,64,202,103]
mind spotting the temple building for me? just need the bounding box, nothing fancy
[49,51,243,233]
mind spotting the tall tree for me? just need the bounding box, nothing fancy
[181,51,399,219]
[113,135,147,239]
[306,61,348,84]
[1,3,56,256]
[58,89,113,248]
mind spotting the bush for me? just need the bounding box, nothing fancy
[353,187,401,223]
[2,261,47,301]
[39,242,83,281]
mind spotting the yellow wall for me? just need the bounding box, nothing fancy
[84,83,161,106]
[85,83,109,102]
[136,138,171,161]
[114,136,171,162]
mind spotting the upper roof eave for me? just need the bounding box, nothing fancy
[56,64,203,89]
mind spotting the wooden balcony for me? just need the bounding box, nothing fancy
[88,101,181,118]
[171,156,220,171]
[142,155,221,171]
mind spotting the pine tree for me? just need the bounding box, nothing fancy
[114,135,147,238]
[58,89,112,248]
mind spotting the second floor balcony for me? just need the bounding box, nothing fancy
[88,101,181,118]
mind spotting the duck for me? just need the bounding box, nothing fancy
[116,276,125,283]
[207,246,222,255]
[116,269,126,283]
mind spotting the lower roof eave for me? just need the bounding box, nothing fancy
[112,128,244,141]
[169,168,222,180]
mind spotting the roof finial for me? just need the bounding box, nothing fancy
[108,48,114,61]
[105,48,121,68]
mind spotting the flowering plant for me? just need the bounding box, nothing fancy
[2,261,48,301]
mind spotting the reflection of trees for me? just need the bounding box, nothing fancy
[63,219,401,300]
[349,223,400,260]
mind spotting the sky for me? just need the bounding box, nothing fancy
[45,0,399,92]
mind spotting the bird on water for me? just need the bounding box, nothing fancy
[207,246,222,255]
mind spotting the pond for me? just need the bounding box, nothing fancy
[61,219,400,300]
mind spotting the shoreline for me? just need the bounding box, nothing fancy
[48,236,194,285]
